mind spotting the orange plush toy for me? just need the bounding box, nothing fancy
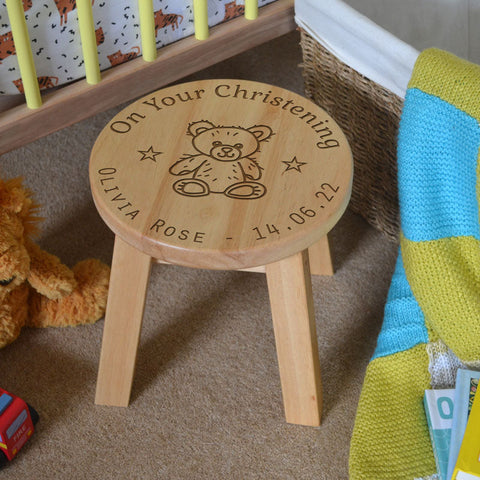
[0,176,110,348]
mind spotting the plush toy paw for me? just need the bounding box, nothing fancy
[27,259,110,328]
[25,239,77,299]
[0,286,29,348]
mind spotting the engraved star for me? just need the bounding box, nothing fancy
[138,146,162,162]
[282,156,307,173]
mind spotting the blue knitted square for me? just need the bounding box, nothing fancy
[372,252,429,360]
[398,88,480,242]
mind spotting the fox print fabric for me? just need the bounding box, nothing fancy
[0,0,275,95]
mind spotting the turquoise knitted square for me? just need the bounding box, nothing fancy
[372,252,429,360]
[398,88,480,242]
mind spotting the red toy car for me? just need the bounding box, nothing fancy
[0,388,39,467]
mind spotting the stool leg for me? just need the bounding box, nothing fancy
[95,235,152,407]
[308,234,333,276]
[265,249,322,426]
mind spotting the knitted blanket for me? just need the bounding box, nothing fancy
[350,49,480,480]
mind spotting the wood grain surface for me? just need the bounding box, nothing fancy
[90,79,353,270]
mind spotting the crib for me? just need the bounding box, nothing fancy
[0,0,295,156]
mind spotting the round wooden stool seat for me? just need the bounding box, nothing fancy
[90,79,352,270]
[89,79,353,426]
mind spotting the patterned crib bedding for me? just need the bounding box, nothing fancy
[0,0,276,95]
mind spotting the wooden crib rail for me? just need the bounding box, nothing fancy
[0,0,295,156]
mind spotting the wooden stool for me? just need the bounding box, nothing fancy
[89,79,352,427]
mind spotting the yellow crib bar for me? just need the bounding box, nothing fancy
[77,0,101,84]
[5,0,41,109]
[193,0,209,40]
[245,0,259,20]
[138,0,157,62]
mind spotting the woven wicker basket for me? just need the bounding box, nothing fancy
[300,28,403,241]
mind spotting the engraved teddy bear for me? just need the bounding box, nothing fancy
[169,120,273,199]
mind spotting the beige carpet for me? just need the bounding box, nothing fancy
[0,31,398,479]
